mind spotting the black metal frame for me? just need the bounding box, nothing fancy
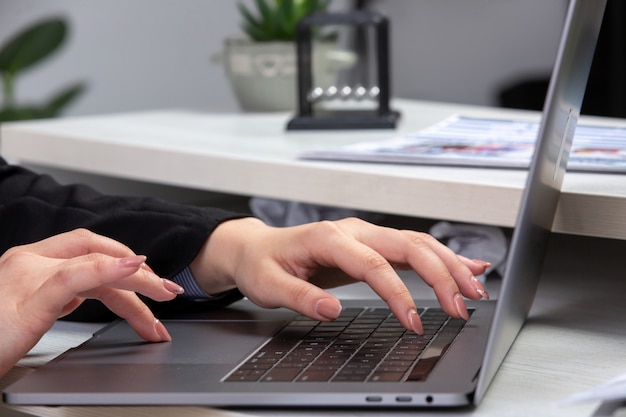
[286,11,400,130]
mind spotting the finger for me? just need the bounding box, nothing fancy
[9,229,170,295]
[238,262,344,323]
[95,287,171,342]
[34,254,178,317]
[457,255,493,274]
[334,220,487,312]
[311,219,465,322]
[93,260,184,300]
[32,254,174,342]
[295,221,423,333]
[18,229,136,260]
[403,232,490,300]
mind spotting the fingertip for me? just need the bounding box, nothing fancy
[472,259,493,268]
[155,319,172,342]
[119,255,147,268]
[314,297,342,321]
[453,293,470,321]
[471,276,490,300]
[408,309,423,335]
[162,278,185,295]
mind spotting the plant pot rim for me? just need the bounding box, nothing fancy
[224,37,336,46]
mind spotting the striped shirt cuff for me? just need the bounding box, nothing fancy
[171,266,215,299]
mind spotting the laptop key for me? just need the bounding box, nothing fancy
[226,307,468,384]
[261,367,304,382]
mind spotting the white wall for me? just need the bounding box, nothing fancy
[0,0,567,117]
[375,0,567,105]
[0,0,243,116]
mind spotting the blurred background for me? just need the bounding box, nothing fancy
[1,0,583,118]
[0,0,623,223]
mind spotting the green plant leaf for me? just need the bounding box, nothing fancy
[245,24,272,41]
[237,0,333,42]
[0,18,67,76]
[44,82,85,116]
[0,106,48,122]
[277,0,295,39]
[255,0,275,39]
[238,3,262,40]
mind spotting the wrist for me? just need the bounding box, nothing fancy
[189,217,266,294]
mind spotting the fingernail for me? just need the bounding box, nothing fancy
[408,309,423,335]
[472,259,493,268]
[454,293,470,321]
[473,259,492,269]
[471,276,490,300]
[162,279,185,295]
[119,255,147,268]
[315,298,342,320]
[155,319,172,342]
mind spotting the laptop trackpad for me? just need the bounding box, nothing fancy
[63,320,284,366]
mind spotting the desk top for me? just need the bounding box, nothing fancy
[2,233,626,417]
[2,99,626,239]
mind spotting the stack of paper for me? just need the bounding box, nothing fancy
[301,115,626,173]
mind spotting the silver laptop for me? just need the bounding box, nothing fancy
[3,0,605,408]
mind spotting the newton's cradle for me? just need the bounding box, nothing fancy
[287,11,400,130]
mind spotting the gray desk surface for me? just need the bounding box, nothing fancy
[2,99,626,239]
[2,233,626,417]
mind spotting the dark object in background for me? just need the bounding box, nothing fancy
[499,0,626,118]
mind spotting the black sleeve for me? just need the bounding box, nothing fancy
[0,157,245,319]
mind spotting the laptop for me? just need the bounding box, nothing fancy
[3,0,605,408]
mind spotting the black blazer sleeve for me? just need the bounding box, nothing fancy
[0,158,243,321]
[0,157,247,319]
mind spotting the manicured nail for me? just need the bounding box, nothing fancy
[471,276,490,300]
[472,259,492,268]
[119,255,147,268]
[315,298,342,320]
[162,279,185,295]
[454,293,470,321]
[154,319,172,342]
[408,309,423,335]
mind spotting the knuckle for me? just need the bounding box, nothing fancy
[2,249,35,266]
[69,228,95,241]
[363,252,389,271]
[314,220,342,234]
[409,231,436,246]
[304,220,344,242]
[79,253,109,276]
[337,217,363,226]
[378,274,409,298]
[290,282,313,306]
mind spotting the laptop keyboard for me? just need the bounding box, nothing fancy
[225,307,470,383]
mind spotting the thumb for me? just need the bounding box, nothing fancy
[241,268,343,322]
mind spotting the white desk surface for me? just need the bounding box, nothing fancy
[2,99,626,239]
[2,233,626,417]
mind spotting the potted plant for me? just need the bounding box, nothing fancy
[0,18,85,122]
[217,0,355,112]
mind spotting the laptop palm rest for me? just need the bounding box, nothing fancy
[2,318,286,404]
[67,319,285,366]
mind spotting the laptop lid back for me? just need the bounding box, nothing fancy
[474,0,606,403]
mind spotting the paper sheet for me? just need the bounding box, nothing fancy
[302,115,626,173]
[561,373,626,406]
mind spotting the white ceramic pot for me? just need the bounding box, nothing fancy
[215,38,356,112]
